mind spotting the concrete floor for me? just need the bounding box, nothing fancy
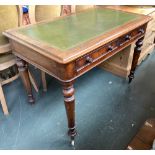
[0,51,155,150]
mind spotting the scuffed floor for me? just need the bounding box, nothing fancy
[0,50,155,150]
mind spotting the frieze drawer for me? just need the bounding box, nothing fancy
[75,25,146,73]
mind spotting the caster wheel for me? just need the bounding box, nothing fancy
[71,139,75,146]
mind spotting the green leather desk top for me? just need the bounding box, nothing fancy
[18,8,140,51]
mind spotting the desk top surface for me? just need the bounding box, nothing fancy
[18,8,140,51]
[4,8,151,63]
[105,6,155,15]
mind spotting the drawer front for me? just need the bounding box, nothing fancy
[75,25,146,73]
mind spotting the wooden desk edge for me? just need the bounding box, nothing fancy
[3,10,152,64]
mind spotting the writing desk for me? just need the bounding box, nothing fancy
[3,8,151,145]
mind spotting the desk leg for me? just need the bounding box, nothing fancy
[128,37,144,83]
[16,57,34,104]
[62,81,77,145]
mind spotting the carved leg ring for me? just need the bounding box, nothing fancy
[16,57,34,104]
[62,82,77,145]
[128,37,144,83]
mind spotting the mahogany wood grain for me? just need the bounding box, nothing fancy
[62,81,77,140]
[3,8,151,144]
[128,37,144,83]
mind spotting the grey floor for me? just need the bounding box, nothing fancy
[0,51,155,150]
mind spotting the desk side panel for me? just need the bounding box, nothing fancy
[10,40,76,82]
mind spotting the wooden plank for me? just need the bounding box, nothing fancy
[137,126,155,146]
[127,119,155,150]
[127,136,151,150]
[0,83,9,115]
[138,44,155,65]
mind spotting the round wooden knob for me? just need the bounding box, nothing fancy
[108,45,113,52]
[125,35,131,41]
[86,56,93,63]
[139,28,144,34]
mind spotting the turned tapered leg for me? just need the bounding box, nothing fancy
[16,57,34,104]
[128,37,144,83]
[41,71,47,92]
[62,82,77,145]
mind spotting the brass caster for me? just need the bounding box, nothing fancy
[71,139,75,146]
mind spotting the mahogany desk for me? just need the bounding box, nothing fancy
[3,8,151,145]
